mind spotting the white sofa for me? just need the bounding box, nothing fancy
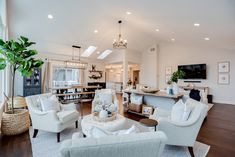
[25,93,79,142]
[150,98,208,157]
[60,131,167,157]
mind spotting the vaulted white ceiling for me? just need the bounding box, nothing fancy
[7,0,235,59]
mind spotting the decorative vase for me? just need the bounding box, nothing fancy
[99,109,108,119]
[1,109,30,136]
[172,82,179,95]
[166,85,173,95]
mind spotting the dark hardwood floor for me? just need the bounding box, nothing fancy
[0,95,235,157]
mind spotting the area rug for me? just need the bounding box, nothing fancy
[29,125,210,157]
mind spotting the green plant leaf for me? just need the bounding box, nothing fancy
[0,39,5,46]
[0,58,6,70]
[20,36,29,43]
[171,70,185,83]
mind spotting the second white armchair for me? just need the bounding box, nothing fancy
[150,98,208,157]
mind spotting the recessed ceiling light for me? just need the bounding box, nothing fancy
[47,14,53,19]
[97,50,112,59]
[81,46,97,57]
[204,37,210,41]
[155,29,160,32]
[94,30,98,34]
[97,51,100,54]
[126,11,132,15]
[171,38,175,41]
[194,23,200,27]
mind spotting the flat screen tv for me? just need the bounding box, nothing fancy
[178,64,206,79]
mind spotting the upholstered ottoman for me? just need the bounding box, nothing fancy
[81,114,126,137]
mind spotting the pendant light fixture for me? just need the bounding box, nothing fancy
[65,45,88,69]
[113,20,127,49]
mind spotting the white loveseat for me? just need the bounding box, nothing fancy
[26,93,79,142]
[60,131,167,157]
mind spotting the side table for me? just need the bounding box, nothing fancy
[139,118,158,131]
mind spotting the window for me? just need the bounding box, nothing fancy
[52,67,80,87]
[0,23,4,102]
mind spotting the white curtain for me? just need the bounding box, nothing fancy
[42,60,51,93]
[79,69,85,85]
[0,0,10,103]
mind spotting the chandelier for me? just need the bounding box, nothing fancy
[65,45,88,69]
[113,20,127,49]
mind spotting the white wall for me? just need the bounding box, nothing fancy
[105,49,141,64]
[140,44,159,88]
[158,43,235,105]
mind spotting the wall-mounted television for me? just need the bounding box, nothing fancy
[178,64,207,79]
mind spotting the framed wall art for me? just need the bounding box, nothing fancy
[165,66,172,75]
[218,73,230,85]
[218,61,230,73]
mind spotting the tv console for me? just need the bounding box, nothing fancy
[179,85,209,93]
[184,80,202,83]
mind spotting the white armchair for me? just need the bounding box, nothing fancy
[26,93,79,142]
[92,89,119,113]
[150,98,208,157]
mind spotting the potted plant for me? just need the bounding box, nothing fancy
[0,36,44,135]
[170,70,185,95]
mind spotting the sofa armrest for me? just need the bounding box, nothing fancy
[159,117,194,127]
[60,140,72,157]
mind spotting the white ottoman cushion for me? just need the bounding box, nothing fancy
[57,110,78,123]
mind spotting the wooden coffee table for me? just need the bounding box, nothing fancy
[139,118,158,131]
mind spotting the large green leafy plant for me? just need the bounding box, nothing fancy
[0,36,44,113]
[171,70,185,83]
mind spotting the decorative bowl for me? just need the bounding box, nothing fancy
[141,88,159,93]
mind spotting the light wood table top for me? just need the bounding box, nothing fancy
[123,89,184,99]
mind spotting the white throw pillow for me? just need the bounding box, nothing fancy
[40,95,61,112]
[130,94,143,105]
[89,126,111,138]
[171,99,191,122]
[200,90,208,105]
[112,125,139,135]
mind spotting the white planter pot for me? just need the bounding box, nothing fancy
[172,83,179,95]
[99,109,108,119]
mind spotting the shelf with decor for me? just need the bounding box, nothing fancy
[88,65,103,80]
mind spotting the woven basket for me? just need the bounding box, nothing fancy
[128,103,143,113]
[1,109,30,136]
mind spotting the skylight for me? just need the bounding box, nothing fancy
[81,46,97,57]
[97,50,112,59]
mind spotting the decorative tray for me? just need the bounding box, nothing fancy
[92,112,117,122]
